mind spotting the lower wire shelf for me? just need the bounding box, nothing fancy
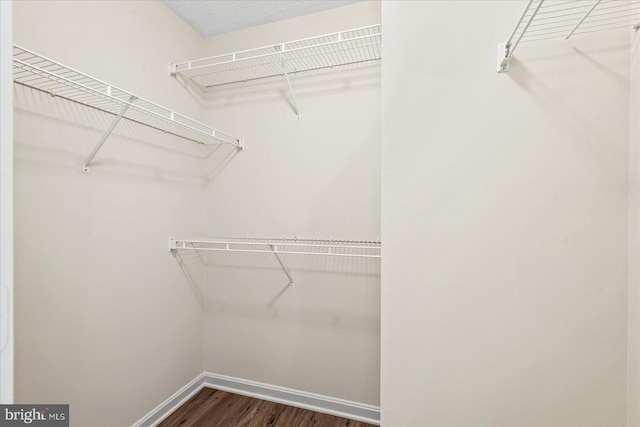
[169,237,380,287]
[168,237,381,259]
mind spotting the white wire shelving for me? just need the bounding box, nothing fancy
[170,24,382,89]
[498,0,639,72]
[169,24,382,119]
[169,237,380,287]
[13,45,244,173]
[169,237,381,258]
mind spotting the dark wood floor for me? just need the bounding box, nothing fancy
[158,388,376,427]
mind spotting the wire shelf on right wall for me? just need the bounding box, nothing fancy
[498,0,639,73]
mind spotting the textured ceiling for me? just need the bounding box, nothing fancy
[162,0,362,36]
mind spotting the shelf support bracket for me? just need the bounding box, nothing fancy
[565,0,601,40]
[269,245,295,287]
[82,96,136,174]
[283,68,300,120]
[279,50,300,121]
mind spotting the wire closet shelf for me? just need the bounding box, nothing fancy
[168,237,381,259]
[498,0,639,72]
[13,45,243,150]
[169,24,382,90]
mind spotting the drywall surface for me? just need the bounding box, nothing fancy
[13,2,206,426]
[201,2,381,405]
[630,23,640,427]
[382,1,629,426]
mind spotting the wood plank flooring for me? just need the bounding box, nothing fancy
[158,388,376,427]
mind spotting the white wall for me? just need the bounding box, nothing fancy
[629,19,640,427]
[200,2,382,406]
[381,1,630,426]
[16,1,632,425]
[13,2,207,426]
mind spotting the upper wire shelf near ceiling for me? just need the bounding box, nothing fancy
[169,24,382,91]
[498,0,640,72]
[13,45,244,160]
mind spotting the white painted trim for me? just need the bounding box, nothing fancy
[630,8,640,426]
[0,0,14,405]
[202,372,380,425]
[132,372,381,426]
[131,373,206,427]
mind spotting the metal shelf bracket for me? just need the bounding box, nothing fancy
[269,245,295,287]
[82,95,136,174]
[497,42,511,73]
[279,46,301,121]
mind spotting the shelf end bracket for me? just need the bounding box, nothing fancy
[497,0,545,74]
[168,237,177,252]
[497,42,511,73]
[82,96,136,174]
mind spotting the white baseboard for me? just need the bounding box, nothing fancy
[132,371,380,426]
[131,373,206,427]
[202,372,380,425]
